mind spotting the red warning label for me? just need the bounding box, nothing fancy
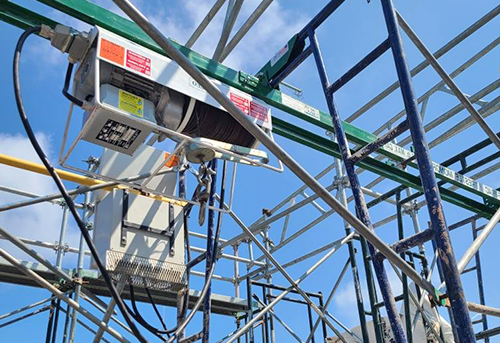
[230,92,269,123]
[126,50,151,76]
[250,102,269,123]
[230,92,250,115]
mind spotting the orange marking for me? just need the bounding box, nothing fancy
[164,152,179,167]
[100,38,125,66]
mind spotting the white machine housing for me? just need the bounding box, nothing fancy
[74,26,273,156]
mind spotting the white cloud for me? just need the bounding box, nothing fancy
[25,36,67,68]
[0,133,80,263]
[147,0,307,71]
[333,267,404,328]
[26,0,307,73]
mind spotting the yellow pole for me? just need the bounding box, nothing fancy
[0,153,186,206]
[0,153,102,187]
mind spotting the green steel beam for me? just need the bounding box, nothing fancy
[0,0,498,217]
[0,1,57,30]
[273,117,496,218]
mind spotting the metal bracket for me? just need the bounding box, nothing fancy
[120,190,175,247]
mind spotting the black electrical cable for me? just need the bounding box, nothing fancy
[128,284,167,341]
[133,162,223,343]
[13,26,149,343]
[50,299,62,343]
[62,62,84,107]
[144,285,169,333]
[165,160,228,343]
[166,244,218,343]
[123,165,206,338]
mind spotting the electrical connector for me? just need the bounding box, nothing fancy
[40,24,91,63]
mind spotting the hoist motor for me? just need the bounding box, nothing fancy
[72,26,273,156]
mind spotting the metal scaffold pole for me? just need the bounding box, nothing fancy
[309,26,407,343]
[380,0,475,340]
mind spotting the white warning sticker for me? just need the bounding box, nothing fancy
[281,93,320,121]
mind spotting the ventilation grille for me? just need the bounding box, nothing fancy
[106,250,186,291]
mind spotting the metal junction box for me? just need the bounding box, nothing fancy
[92,189,186,291]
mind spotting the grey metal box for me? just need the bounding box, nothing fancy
[92,189,186,290]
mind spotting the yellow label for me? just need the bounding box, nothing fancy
[118,89,144,117]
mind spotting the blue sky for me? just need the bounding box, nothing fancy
[1,0,500,342]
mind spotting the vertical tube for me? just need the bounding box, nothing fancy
[50,299,62,343]
[247,277,255,343]
[177,166,188,342]
[381,0,475,341]
[309,28,407,343]
[61,293,73,343]
[52,205,68,343]
[262,286,270,343]
[329,139,372,343]
[472,220,489,343]
[323,138,372,343]
[268,288,276,343]
[244,313,249,343]
[68,159,96,343]
[360,238,384,343]
[245,242,252,343]
[202,159,219,343]
[45,300,56,343]
[263,224,276,343]
[68,189,91,343]
[318,293,328,343]
[233,244,242,343]
[307,303,316,343]
[397,192,412,343]
[55,206,69,268]
[234,245,240,298]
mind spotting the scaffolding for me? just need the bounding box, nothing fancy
[0,0,500,342]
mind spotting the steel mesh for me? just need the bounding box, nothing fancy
[106,250,186,291]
